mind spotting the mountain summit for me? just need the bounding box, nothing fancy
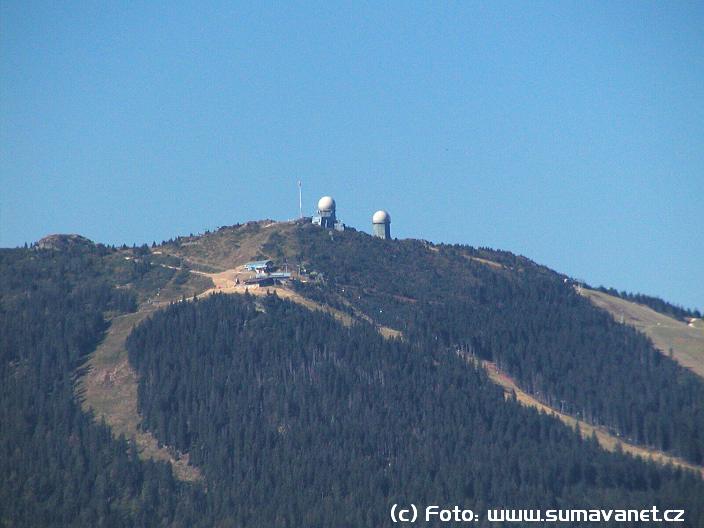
[2,219,703,526]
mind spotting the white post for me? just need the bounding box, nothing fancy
[298,180,303,219]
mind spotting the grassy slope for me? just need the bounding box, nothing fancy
[158,220,303,272]
[471,357,704,477]
[80,221,704,479]
[78,224,292,481]
[77,258,212,481]
[581,288,704,379]
[78,309,200,482]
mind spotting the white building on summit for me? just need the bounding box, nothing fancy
[312,196,345,231]
[372,210,391,239]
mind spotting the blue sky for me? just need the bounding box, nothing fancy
[1,2,702,310]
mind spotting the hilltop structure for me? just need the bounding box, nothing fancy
[242,260,273,273]
[312,196,345,231]
[309,193,391,238]
[241,259,291,286]
[372,210,391,239]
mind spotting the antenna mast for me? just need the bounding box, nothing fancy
[298,180,303,219]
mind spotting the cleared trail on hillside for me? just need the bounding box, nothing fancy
[467,356,704,478]
[77,262,358,482]
[581,288,704,379]
[78,308,202,482]
[201,270,704,477]
[78,254,704,482]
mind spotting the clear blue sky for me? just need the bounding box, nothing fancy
[1,2,702,310]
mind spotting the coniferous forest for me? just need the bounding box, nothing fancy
[291,227,704,464]
[0,246,205,527]
[127,293,704,527]
[1,226,704,527]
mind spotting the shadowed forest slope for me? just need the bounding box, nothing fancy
[127,293,704,527]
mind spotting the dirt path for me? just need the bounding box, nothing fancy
[79,263,702,482]
[580,288,704,379]
[200,270,704,477]
[465,355,704,477]
[193,268,360,325]
[195,267,405,340]
[77,264,360,483]
[78,308,202,482]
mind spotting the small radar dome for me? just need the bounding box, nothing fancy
[372,210,391,224]
[318,196,335,212]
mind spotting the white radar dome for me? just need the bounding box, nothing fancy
[318,196,335,212]
[372,210,391,224]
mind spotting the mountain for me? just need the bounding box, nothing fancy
[1,219,703,527]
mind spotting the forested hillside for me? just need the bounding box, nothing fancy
[0,245,206,526]
[285,226,704,464]
[127,293,704,527]
[2,224,704,527]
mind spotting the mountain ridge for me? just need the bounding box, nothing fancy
[78,221,704,479]
[69,219,704,472]
[3,219,704,526]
